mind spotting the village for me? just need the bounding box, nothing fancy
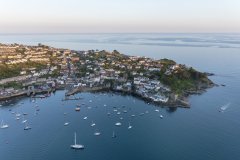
[0,43,214,107]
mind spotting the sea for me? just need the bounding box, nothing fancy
[0,33,240,160]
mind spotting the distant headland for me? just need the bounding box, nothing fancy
[0,43,215,107]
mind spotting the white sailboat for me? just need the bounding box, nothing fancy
[71,132,84,149]
[24,122,31,130]
[64,122,69,126]
[22,115,27,123]
[94,129,101,136]
[1,120,9,129]
[128,122,132,129]
[91,121,96,127]
[112,131,116,138]
[115,122,122,126]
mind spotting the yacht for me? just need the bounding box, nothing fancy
[94,130,101,136]
[64,122,69,126]
[71,132,84,149]
[24,122,31,130]
[22,115,27,123]
[112,131,116,138]
[22,119,27,123]
[16,113,21,117]
[115,122,122,126]
[83,117,88,120]
[91,121,96,127]
[128,122,132,129]
[1,120,9,129]
[75,107,80,111]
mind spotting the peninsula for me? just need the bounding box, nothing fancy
[0,43,215,107]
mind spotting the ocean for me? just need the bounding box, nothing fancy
[0,33,240,160]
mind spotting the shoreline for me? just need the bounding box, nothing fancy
[65,86,192,108]
[0,83,215,108]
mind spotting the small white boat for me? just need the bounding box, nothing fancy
[104,104,107,107]
[113,109,118,112]
[64,122,69,126]
[94,130,101,136]
[71,132,84,149]
[120,117,123,120]
[16,113,21,117]
[115,122,122,126]
[22,120,27,123]
[128,123,132,129]
[24,122,31,130]
[131,114,135,117]
[89,100,92,103]
[107,112,111,116]
[155,109,159,112]
[1,120,9,129]
[91,121,96,127]
[123,110,127,113]
[83,117,88,120]
[160,115,163,119]
[117,112,121,115]
[75,107,80,111]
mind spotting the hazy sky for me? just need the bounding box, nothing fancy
[0,0,240,33]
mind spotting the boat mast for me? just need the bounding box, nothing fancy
[74,132,77,145]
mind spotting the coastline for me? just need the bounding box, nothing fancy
[64,84,215,108]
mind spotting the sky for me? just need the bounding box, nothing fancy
[0,0,240,33]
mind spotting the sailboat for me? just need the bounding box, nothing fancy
[1,120,9,129]
[64,122,69,126]
[71,132,84,149]
[91,121,96,127]
[112,131,116,138]
[128,122,132,129]
[94,129,101,136]
[115,122,122,126]
[24,122,31,130]
[22,115,27,123]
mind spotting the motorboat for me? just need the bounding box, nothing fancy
[115,122,122,126]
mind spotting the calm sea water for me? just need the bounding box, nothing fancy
[0,33,240,160]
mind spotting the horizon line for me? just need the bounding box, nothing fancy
[0,32,240,35]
